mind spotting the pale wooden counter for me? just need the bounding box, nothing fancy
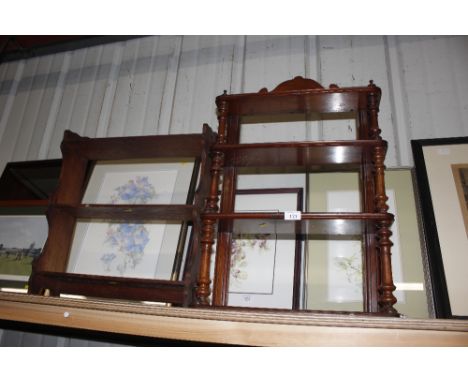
[0,292,467,346]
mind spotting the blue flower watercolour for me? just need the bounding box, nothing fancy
[104,223,150,275]
[100,253,117,271]
[110,176,156,204]
[100,175,156,275]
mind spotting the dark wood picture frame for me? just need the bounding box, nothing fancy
[29,125,216,306]
[227,188,304,310]
[411,136,468,319]
[0,159,62,200]
[0,159,61,291]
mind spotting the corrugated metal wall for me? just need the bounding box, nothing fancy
[0,35,467,346]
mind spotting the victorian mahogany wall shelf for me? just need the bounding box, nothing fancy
[29,125,216,306]
[196,76,398,316]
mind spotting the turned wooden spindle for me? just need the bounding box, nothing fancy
[377,219,398,315]
[368,81,382,140]
[372,135,398,315]
[195,99,228,304]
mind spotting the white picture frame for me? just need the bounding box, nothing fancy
[227,188,303,309]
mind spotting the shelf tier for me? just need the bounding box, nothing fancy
[203,212,393,237]
[216,86,380,115]
[0,199,49,214]
[61,132,206,160]
[214,140,386,170]
[51,204,196,221]
[0,199,49,207]
[31,271,187,304]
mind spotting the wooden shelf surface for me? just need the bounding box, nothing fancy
[52,204,196,221]
[215,140,385,169]
[217,86,380,116]
[1,292,467,346]
[62,132,206,160]
[32,272,187,304]
[203,212,391,236]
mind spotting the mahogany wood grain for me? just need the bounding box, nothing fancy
[30,126,217,307]
[31,271,187,303]
[215,76,381,116]
[51,204,196,221]
[199,76,398,316]
[217,140,387,169]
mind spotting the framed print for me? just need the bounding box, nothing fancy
[306,169,431,318]
[81,159,195,205]
[0,215,48,290]
[412,136,468,318]
[67,159,197,280]
[0,159,61,200]
[0,159,56,291]
[227,188,303,309]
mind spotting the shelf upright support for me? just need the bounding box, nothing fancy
[368,82,398,315]
[196,98,228,305]
[358,106,379,312]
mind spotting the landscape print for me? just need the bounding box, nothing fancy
[0,216,48,280]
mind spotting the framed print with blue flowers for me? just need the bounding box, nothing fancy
[67,159,196,280]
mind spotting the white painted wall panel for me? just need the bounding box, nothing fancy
[134,36,171,136]
[397,36,468,142]
[241,36,308,143]
[0,61,24,147]
[170,35,234,134]
[0,57,40,168]
[25,54,65,160]
[47,50,85,157]
[0,62,12,119]
[106,38,141,137]
[1,35,467,346]
[447,37,468,137]
[318,35,400,165]
[1,35,467,171]
[82,44,117,138]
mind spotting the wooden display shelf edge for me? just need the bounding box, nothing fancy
[30,271,187,305]
[1,292,467,346]
[0,200,49,207]
[213,140,387,169]
[52,203,196,221]
[203,212,392,220]
[213,140,386,150]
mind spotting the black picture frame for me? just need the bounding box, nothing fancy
[411,136,468,319]
[0,159,62,200]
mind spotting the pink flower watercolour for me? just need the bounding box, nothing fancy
[230,234,270,285]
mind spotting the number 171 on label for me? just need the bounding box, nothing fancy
[284,211,301,220]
